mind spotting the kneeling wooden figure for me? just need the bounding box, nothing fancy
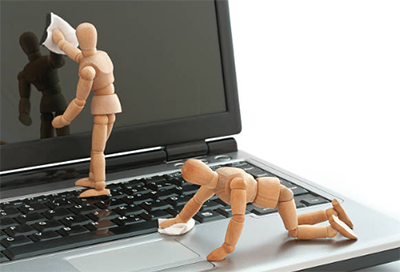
[159,159,357,262]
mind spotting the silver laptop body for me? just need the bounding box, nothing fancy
[1,1,399,271]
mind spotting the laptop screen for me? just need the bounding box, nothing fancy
[1,0,226,145]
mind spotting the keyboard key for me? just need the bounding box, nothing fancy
[139,200,172,212]
[140,210,171,221]
[103,198,126,209]
[43,208,74,220]
[18,203,48,214]
[1,236,33,248]
[299,195,329,206]
[242,166,271,178]
[87,210,118,221]
[4,224,36,237]
[179,184,199,195]
[108,185,126,198]
[85,220,116,231]
[28,231,61,242]
[201,200,223,211]
[6,201,26,208]
[69,203,98,215]
[0,207,21,218]
[59,215,92,227]
[15,213,46,224]
[45,199,74,209]
[165,194,193,207]
[0,217,19,229]
[156,188,177,199]
[247,204,277,216]
[114,204,143,216]
[28,196,50,205]
[121,183,150,195]
[3,221,158,261]
[194,211,225,223]
[112,215,145,226]
[146,179,174,191]
[32,220,64,232]
[285,185,308,196]
[57,225,89,237]
[121,193,155,205]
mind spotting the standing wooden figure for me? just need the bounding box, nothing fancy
[51,23,122,198]
[160,159,357,262]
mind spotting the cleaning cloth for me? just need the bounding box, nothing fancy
[158,218,195,235]
[42,12,79,54]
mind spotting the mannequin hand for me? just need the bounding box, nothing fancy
[19,98,31,126]
[53,29,65,44]
[19,113,32,126]
[52,115,69,128]
[159,217,178,229]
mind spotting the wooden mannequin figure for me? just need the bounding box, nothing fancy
[160,159,357,262]
[51,23,122,198]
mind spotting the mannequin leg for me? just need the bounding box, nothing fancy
[298,199,353,228]
[76,115,116,190]
[277,186,357,239]
[41,112,54,138]
[106,114,115,139]
[207,178,247,261]
[79,115,110,197]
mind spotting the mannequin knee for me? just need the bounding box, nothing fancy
[94,115,108,125]
[288,228,298,238]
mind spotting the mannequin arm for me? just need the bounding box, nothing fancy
[53,29,82,63]
[49,51,65,69]
[52,66,95,128]
[159,186,215,229]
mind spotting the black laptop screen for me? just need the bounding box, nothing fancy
[1,0,226,145]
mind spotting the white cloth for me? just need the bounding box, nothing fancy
[42,12,79,54]
[158,218,195,236]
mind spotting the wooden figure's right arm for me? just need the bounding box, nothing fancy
[159,186,215,229]
[53,29,82,63]
[52,66,95,128]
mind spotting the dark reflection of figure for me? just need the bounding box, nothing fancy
[18,31,70,138]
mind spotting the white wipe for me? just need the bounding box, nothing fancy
[158,218,195,236]
[42,12,79,54]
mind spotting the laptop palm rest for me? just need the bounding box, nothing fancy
[67,239,208,272]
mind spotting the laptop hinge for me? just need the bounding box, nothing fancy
[165,137,237,161]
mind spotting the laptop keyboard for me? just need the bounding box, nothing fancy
[0,161,329,263]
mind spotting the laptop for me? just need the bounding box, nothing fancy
[1,0,399,271]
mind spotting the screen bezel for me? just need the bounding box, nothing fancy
[0,0,241,172]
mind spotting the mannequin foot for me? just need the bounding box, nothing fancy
[207,247,229,262]
[78,189,110,198]
[75,178,96,188]
[332,198,354,228]
[330,215,358,239]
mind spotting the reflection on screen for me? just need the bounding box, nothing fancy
[1,0,226,145]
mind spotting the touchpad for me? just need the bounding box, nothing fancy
[68,239,200,272]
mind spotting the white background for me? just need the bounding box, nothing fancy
[229,1,400,270]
